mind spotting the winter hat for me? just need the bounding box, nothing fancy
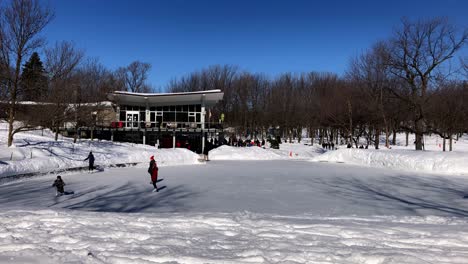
[150,156,154,160]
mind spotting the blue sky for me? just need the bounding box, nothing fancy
[41,0,467,90]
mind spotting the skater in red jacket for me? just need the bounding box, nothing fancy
[148,156,159,192]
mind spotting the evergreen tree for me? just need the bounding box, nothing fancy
[21,52,48,101]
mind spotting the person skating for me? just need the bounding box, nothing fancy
[84,151,95,172]
[52,176,66,196]
[148,156,159,192]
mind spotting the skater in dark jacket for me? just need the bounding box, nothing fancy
[52,176,65,196]
[84,151,95,172]
[148,156,159,192]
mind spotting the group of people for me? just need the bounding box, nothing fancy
[52,153,161,195]
[322,142,335,150]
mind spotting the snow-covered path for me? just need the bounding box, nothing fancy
[2,161,468,263]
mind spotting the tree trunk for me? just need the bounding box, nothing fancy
[414,119,424,150]
[443,135,446,152]
[319,129,323,144]
[347,100,353,145]
[392,129,397,145]
[385,127,390,148]
[449,134,453,151]
[405,131,409,146]
[375,128,380,149]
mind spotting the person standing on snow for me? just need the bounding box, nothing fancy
[52,175,66,196]
[84,151,95,172]
[148,156,159,192]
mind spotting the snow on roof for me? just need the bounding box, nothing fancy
[111,89,222,97]
[113,90,222,96]
[108,90,224,106]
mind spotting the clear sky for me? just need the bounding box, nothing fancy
[41,0,467,90]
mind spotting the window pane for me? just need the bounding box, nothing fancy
[150,107,155,111]
[163,106,169,111]
[183,105,188,112]
[170,105,175,111]
[119,111,125,121]
[196,105,201,112]
[189,105,195,112]
[150,112,155,122]
[164,112,175,122]
[177,112,188,122]
[196,113,200,122]
[157,106,163,111]
[176,105,182,112]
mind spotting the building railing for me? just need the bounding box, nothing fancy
[110,121,223,130]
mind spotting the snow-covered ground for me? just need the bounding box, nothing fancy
[208,143,324,160]
[0,123,200,178]
[313,148,468,175]
[3,120,468,176]
[2,210,467,264]
[2,125,468,263]
[1,161,468,263]
[313,133,468,175]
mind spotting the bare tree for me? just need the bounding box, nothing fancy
[0,0,54,146]
[116,61,152,93]
[384,18,467,150]
[44,41,83,141]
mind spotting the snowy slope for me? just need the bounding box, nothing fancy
[312,148,468,175]
[0,124,201,178]
[209,144,323,160]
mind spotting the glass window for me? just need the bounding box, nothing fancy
[170,105,175,111]
[119,111,125,121]
[176,112,188,122]
[140,112,146,122]
[150,112,155,122]
[163,106,169,111]
[176,105,182,112]
[196,105,201,112]
[183,105,188,112]
[189,105,195,112]
[196,113,200,122]
[150,107,156,111]
[164,112,175,122]
[156,116,163,125]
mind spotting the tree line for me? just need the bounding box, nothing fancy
[0,0,154,146]
[168,18,467,151]
[1,1,467,151]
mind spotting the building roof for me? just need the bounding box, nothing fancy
[107,90,224,107]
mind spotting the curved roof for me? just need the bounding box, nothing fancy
[107,90,224,107]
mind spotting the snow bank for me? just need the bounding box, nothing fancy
[0,126,201,178]
[209,144,323,160]
[313,148,468,175]
[1,210,467,264]
[209,145,283,160]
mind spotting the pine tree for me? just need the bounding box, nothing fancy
[21,52,48,101]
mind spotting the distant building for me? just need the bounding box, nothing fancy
[105,90,224,153]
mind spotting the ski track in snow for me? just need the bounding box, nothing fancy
[1,210,468,264]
